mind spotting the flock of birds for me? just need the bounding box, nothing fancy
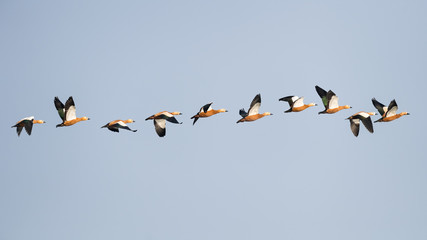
[12,86,410,138]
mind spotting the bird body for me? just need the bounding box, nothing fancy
[102,119,137,132]
[191,102,227,125]
[315,86,351,114]
[346,111,376,137]
[54,96,90,127]
[372,98,409,122]
[237,94,272,123]
[145,111,182,137]
[12,116,45,136]
[279,96,317,113]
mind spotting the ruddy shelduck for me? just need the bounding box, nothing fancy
[237,94,272,123]
[279,96,317,113]
[346,111,376,137]
[145,111,182,137]
[315,85,351,114]
[191,102,227,125]
[55,96,90,127]
[12,116,45,136]
[372,98,410,123]
[102,119,137,133]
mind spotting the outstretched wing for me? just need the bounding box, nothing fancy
[239,108,248,118]
[16,125,24,136]
[372,98,387,116]
[154,119,166,137]
[192,117,199,125]
[64,96,77,121]
[361,117,374,134]
[326,90,338,109]
[112,121,137,132]
[200,102,213,113]
[349,118,360,137]
[166,116,180,124]
[12,116,34,136]
[107,125,120,132]
[385,100,398,118]
[248,94,261,116]
[279,96,298,107]
[315,86,328,107]
[54,97,65,121]
[23,119,34,136]
[293,97,304,108]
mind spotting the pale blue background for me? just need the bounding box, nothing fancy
[1,1,426,239]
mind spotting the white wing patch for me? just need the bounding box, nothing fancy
[293,97,304,108]
[386,106,397,117]
[248,102,260,116]
[162,112,173,117]
[117,121,127,127]
[382,107,388,116]
[351,118,360,125]
[154,119,166,129]
[328,95,339,109]
[66,105,77,120]
[19,116,34,122]
[291,96,299,102]
[358,112,370,118]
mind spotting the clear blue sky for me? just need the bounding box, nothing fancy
[1,1,426,239]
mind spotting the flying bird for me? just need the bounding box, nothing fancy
[54,96,90,127]
[346,111,376,137]
[145,111,182,137]
[237,94,272,123]
[102,119,137,132]
[315,85,351,114]
[11,116,45,136]
[372,98,409,122]
[279,96,317,113]
[191,102,227,125]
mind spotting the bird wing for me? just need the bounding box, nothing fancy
[327,91,339,109]
[372,98,387,116]
[13,117,34,136]
[54,97,66,121]
[154,112,181,124]
[154,119,166,137]
[112,121,136,132]
[64,96,77,121]
[16,126,24,136]
[349,118,360,137]
[361,117,374,133]
[23,119,34,135]
[107,125,120,132]
[293,97,304,108]
[239,108,248,118]
[192,117,199,125]
[385,100,398,118]
[279,96,298,107]
[200,102,213,113]
[315,86,328,107]
[248,94,261,116]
